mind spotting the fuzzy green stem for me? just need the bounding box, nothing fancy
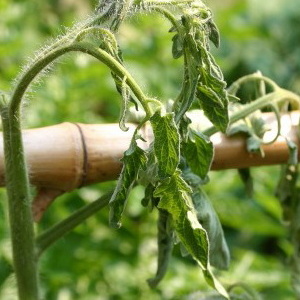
[203,89,300,137]
[6,39,151,299]
[36,192,112,257]
[10,42,151,117]
[227,73,279,95]
[0,102,39,300]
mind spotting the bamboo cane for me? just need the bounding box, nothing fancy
[0,111,298,220]
[0,112,299,191]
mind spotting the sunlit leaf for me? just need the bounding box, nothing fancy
[150,111,180,178]
[154,171,228,298]
[197,84,229,133]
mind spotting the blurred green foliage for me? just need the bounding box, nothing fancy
[0,0,299,299]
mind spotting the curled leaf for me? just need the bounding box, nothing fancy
[192,188,230,270]
[172,33,184,59]
[150,111,180,178]
[109,140,147,228]
[154,171,228,297]
[207,19,220,48]
[182,130,214,180]
[119,76,130,131]
[197,84,229,133]
[147,210,173,288]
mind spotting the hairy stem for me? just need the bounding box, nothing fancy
[10,41,152,117]
[5,37,151,299]
[0,101,39,300]
[36,192,112,257]
[203,89,300,137]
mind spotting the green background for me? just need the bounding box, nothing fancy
[0,0,300,299]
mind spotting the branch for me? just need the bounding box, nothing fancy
[36,191,112,257]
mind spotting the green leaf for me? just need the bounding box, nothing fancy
[246,136,262,153]
[238,168,254,197]
[109,140,147,228]
[182,130,214,179]
[0,256,13,287]
[172,33,183,59]
[286,138,298,165]
[197,84,229,133]
[154,171,228,298]
[147,210,173,288]
[207,19,220,48]
[275,140,298,223]
[150,111,180,178]
[119,76,130,131]
[192,188,230,270]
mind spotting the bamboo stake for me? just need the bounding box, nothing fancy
[0,111,299,192]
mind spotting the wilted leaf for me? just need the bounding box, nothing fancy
[0,256,13,287]
[172,33,184,59]
[154,171,228,297]
[148,210,173,288]
[192,188,230,270]
[182,130,214,179]
[238,168,254,197]
[109,140,147,228]
[119,76,130,131]
[197,84,229,133]
[207,19,220,48]
[150,111,180,178]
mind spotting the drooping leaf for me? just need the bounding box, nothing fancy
[0,256,13,287]
[207,19,220,48]
[172,33,184,59]
[290,190,300,298]
[238,168,254,197]
[147,209,173,288]
[154,171,228,298]
[286,138,298,165]
[119,76,130,131]
[246,136,263,153]
[150,111,180,178]
[182,130,214,179]
[197,84,229,133]
[276,165,298,222]
[109,140,147,228]
[154,171,207,266]
[192,188,230,270]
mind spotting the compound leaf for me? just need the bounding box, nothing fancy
[154,171,228,298]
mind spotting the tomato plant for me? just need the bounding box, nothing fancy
[0,1,300,299]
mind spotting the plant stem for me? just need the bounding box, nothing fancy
[10,42,152,117]
[36,192,112,257]
[203,89,300,137]
[0,103,39,300]
[6,38,150,299]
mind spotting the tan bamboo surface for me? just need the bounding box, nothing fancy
[0,111,299,192]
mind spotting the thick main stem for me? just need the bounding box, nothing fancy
[4,40,151,300]
[0,105,39,300]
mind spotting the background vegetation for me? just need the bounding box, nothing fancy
[0,0,299,299]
